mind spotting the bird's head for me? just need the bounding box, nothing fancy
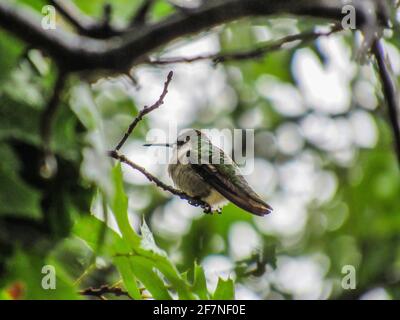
[144,129,210,151]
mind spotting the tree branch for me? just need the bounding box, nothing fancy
[109,71,212,213]
[49,0,121,39]
[145,24,343,65]
[372,40,400,166]
[114,71,173,151]
[109,150,212,212]
[130,0,155,27]
[0,0,386,72]
[79,285,132,300]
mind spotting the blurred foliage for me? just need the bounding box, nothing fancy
[0,0,399,300]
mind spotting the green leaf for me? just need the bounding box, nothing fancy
[73,214,122,256]
[70,84,114,197]
[74,212,171,300]
[144,254,194,299]
[192,262,209,300]
[0,94,40,144]
[0,31,24,85]
[140,219,167,257]
[111,164,141,246]
[128,256,172,300]
[0,144,41,219]
[113,257,142,300]
[70,84,102,131]
[73,214,142,300]
[109,164,195,299]
[212,278,235,300]
[5,250,80,300]
[0,171,41,219]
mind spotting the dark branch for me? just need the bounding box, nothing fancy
[110,71,212,212]
[49,0,121,39]
[114,71,174,151]
[49,0,94,34]
[145,24,343,65]
[80,285,132,299]
[109,150,212,212]
[0,0,387,72]
[130,0,155,27]
[372,40,400,166]
[101,3,113,29]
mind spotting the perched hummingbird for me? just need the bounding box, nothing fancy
[144,129,272,216]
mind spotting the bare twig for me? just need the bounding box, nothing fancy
[110,71,212,212]
[102,3,113,28]
[80,285,132,299]
[109,150,212,212]
[146,24,343,65]
[49,0,121,38]
[114,71,173,151]
[372,40,400,166]
[0,0,386,72]
[130,0,155,27]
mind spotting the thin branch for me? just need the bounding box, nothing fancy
[49,0,121,39]
[0,0,386,72]
[49,0,92,32]
[109,150,212,212]
[114,71,174,151]
[130,0,155,27]
[145,24,343,65]
[372,40,400,166]
[79,285,132,299]
[110,71,212,212]
[102,3,113,29]
[40,69,68,155]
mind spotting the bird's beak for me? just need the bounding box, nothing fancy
[143,143,173,148]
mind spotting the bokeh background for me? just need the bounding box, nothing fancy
[1,0,400,300]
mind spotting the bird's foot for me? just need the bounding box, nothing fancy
[187,198,221,215]
[202,204,212,214]
[188,197,204,207]
[188,197,213,214]
[203,206,222,215]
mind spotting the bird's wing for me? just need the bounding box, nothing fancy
[191,162,273,216]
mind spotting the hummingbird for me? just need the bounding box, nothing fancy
[144,129,272,216]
